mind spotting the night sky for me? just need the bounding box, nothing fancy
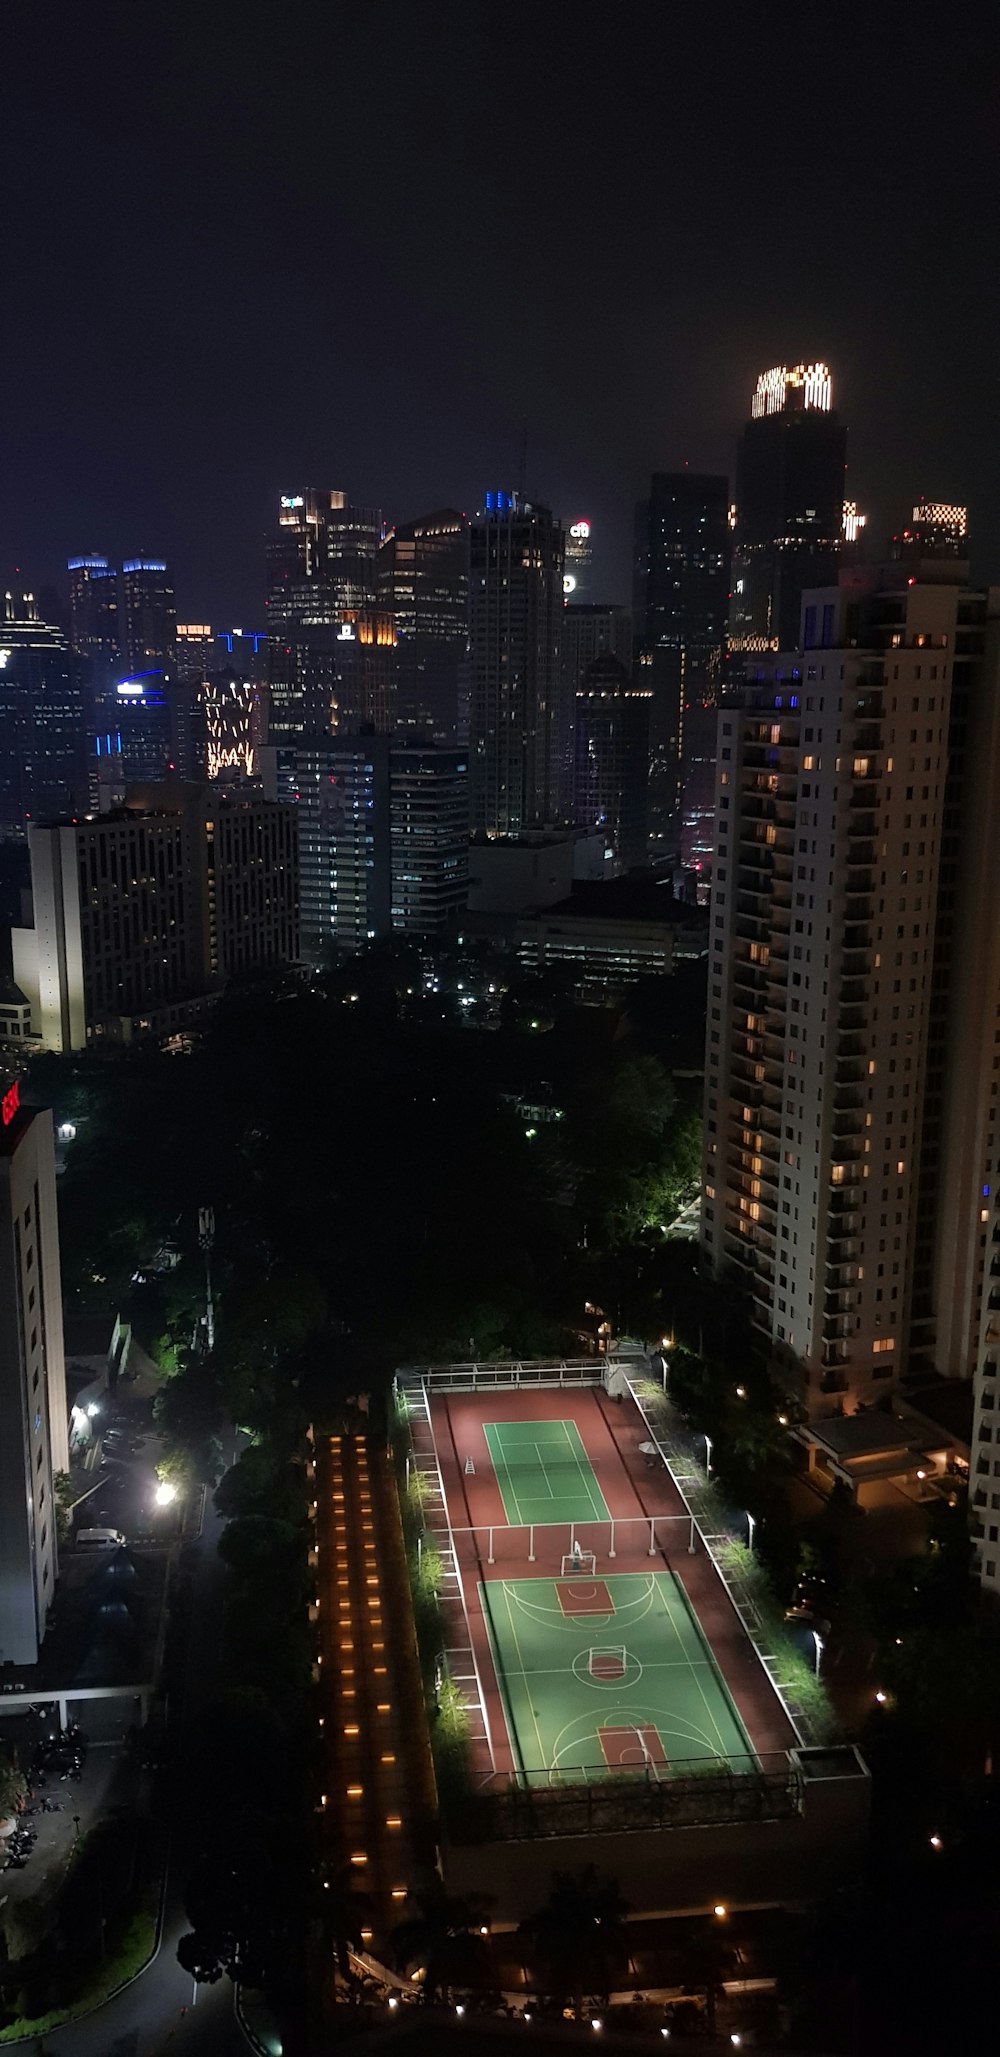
[3,3,998,621]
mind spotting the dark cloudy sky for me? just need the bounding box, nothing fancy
[2,1,998,620]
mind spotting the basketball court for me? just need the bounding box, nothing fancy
[479,1570,754,1782]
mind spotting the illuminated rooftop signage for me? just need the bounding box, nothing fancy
[751,362,832,418]
[913,501,967,534]
[122,559,167,574]
[569,520,591,540]
[2,1080,19,1128]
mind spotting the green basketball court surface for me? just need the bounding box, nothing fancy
[483,1417,611,1527]
[479,1571,754,1781]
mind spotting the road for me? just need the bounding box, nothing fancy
[46,1463,255,2057]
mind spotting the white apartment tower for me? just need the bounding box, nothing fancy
[702,557,998,1416]
[0,1088,69,1664]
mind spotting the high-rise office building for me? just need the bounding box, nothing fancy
[0,594,87,840]
[892,500,969,564]
[12,786,299,1050]
[205,670,258,780]
[291,733,392,962]
[573,652,651,874]
[701,553,998,1418]
[379,509,469,742]
[332,611,397,734]
[120,558,177,680]
[266,491,383,743]
[0,1084,69,1664]
[634,472,730,832]
[68,556,120,672]
[728,363,847,661]
[390,743,469,934]
[560,603,634,823]
[563,518,593,601]
[108,672,174,783]
[175,623,215,684]
[469,492,565,835]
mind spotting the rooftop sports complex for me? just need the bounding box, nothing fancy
[399,1357,799,1791]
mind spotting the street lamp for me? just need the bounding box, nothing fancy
[746,1512,756,1553]
[155,1480,178,1508]
[701,1433,713,1477]
[813,1629,824,1679]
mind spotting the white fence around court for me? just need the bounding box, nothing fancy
[440,1511,700,1570]
[397,1358,607,1395]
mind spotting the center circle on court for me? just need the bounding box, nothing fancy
[572,1646,643,1690]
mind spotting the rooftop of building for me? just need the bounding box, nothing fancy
[537,876,709,928]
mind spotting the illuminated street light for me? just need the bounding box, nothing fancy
[735,1384,747,1399]
[155,1480,178,1507]
[813,1629,824,1679]
[746,1512,756,1553]
[701,1433,713,1477]
[713,1903,727,1920]
[930,1834,943,1850]
[875,1688,887,1705]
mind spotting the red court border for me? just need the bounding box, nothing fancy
[428,1383,796,1782]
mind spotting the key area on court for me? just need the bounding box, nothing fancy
[480,1570,754,1781]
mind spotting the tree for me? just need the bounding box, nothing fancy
[153,1358,225,1484]
[517,1867,629,2020]
[214,1444,304,1526]
[391,1879,493,2002]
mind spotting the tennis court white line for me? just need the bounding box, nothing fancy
[555,1416,607,1521]
[491,1576,547,1772]
[484,1418,611,1524]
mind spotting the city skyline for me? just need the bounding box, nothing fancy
[2,9,996,621]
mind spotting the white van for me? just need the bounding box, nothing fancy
[77,1527,125,1550]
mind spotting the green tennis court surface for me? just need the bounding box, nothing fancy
[483,1418,610,1526]
[479,1571,754,1781]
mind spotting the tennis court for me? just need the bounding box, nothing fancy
[478,1571,754,1782]
[483,1417,611,1527]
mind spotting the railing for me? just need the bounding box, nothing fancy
[440,1511,700,1569]
[449,1757,802,1845]
[622,1375,825,1748]
[397,1359,604,1394]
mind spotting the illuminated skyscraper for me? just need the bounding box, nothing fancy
[205,670,257,780]
[379,509,468,742]
[120,559,177,680]
[469,492,565,834]
[560,603,633,820]
[728,363,846,659]
[892,501,969,564]
[634,472,730,831]
[0,594,87,839]
[563,519,593,601]
[390,743,469,934]
[291,733,392,960]
[702,554,1000,1421]
[175,623,215,684]
[573,651,651,874]
[68,556,119,670]
[266,491,383,741]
